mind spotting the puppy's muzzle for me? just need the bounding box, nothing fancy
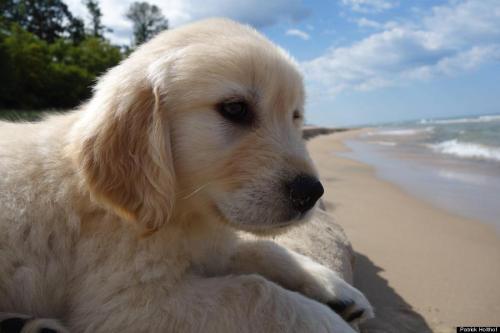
[286,174,324,214]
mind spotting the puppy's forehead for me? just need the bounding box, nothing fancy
[222,44,303,108]
[164,23,304,111]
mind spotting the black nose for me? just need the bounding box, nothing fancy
[287,174,324,214]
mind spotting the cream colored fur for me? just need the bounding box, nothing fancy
[0,19,372,333]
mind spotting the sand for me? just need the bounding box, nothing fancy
[306,130,500,333]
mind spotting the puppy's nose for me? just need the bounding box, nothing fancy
[287,174,324,213]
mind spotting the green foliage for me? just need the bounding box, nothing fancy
[0,24,51,108]
[0,22,122,109]
[2,0,77,43]
[0,0,171,111]
[50,37,122,75]
[126,1,168,46]
[67,16,86,44]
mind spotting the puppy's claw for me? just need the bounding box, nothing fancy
[346,309,365,322]
[327,299,353,314]
[40,329,59,333]
[327,298,373,324]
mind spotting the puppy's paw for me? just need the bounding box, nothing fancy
[323,274,374,325]
[300,262,374,325]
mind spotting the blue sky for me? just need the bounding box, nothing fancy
[66,0,500,126]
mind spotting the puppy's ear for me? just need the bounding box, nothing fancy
[79,84,175,232]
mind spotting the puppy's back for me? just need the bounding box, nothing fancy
[0,112,85,233]
[0,113,82,315]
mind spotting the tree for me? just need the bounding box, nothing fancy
[1,0,20,25]
[0,23,122,110]
[0,0,124,111]
[67,16,86,44]
[50,37,122,75]
[126,1,168,46]
[0,24,52,108]
[83,0,108,38]
[3,0,76,43]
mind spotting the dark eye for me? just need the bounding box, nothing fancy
[217,101,253,125]
[293,110,302,121]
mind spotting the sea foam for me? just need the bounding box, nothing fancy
[371,127,434,136]
[430,140,500,162]
[421,114,500,125]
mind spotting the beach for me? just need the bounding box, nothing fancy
[307,130,500,333]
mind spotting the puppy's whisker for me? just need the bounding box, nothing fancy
[179,179,241,200]
[180,183,212,200]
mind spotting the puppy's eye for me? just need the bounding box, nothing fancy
[293,110,302,121]
[217,101,252,125]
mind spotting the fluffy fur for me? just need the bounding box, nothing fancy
[0,19,373,332]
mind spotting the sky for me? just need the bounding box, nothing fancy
[65,0,500,126]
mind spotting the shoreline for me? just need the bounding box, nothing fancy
[343,128,500,230]
[307,129,500,332]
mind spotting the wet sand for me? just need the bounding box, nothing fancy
[307,129,500,333]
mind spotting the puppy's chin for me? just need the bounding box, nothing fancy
[234,220,302,237]
[215,203,316,236]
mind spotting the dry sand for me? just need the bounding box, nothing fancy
[307,129,500,333]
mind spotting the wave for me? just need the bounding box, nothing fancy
[429,140,500,162]
[368,141,397,146]
[371,127,434,136]
[420,114,500,125]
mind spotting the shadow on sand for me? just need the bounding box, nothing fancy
[354,252,434,333]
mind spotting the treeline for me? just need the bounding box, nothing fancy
[0,0,168,110]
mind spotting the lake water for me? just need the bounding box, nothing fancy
[340,114,500,230]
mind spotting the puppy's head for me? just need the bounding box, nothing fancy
[76,18,323,234]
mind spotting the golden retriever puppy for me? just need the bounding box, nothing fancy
[0,18,373,332]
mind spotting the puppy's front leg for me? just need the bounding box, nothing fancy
[177,275,358,333]
[68,275,356,333]
[227,241,374,326]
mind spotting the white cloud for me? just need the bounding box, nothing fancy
[286,28,310,40]
[65,0,310,45]
[303,0,500,96]
[341,0,396,14]
[406,45,500,80]
[356,17,382,29]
